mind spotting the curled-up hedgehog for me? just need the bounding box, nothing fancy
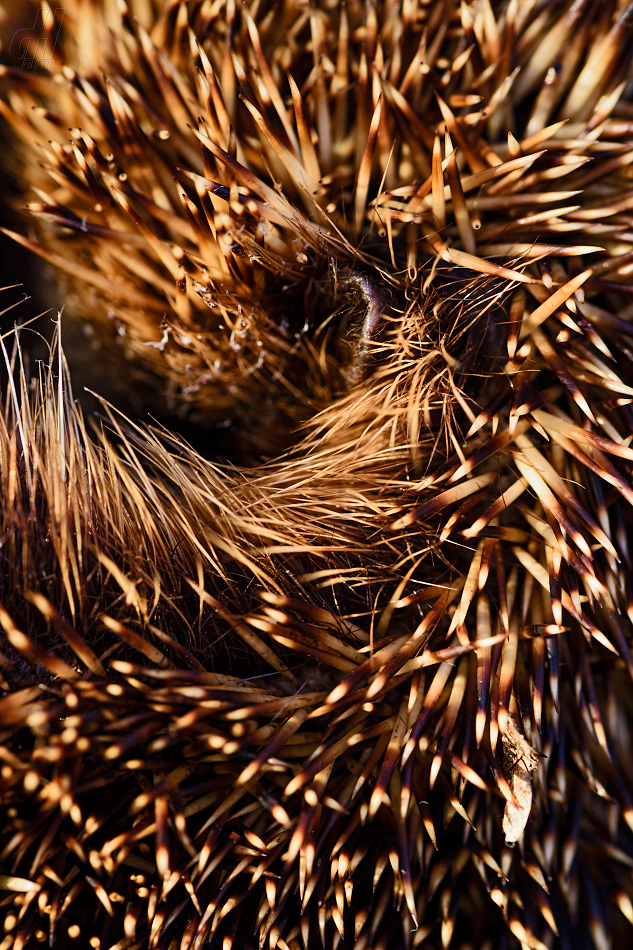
[1,1,633,948]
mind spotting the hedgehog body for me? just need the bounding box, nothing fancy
[1,2,633,948]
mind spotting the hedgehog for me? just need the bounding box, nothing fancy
[1,1,633,948]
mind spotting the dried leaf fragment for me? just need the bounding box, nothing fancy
[501,719,539,845]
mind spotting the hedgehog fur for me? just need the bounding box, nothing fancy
[1,2,633,949]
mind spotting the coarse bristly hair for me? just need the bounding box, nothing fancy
[1,1,633,948]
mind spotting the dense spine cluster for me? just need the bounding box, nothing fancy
[1,1,633,948]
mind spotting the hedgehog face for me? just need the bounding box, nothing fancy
[0,1,551,458]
